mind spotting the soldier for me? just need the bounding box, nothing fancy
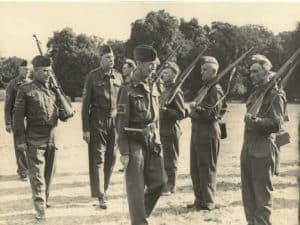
[116,45,166,225]
[81,45,123,209]
[13,55,66,220]
[118,58,137,172]
[5,60,30,180]
[122,58,136,84]
[240,55,285,225]
[187,56,227,211]
[159,62,185,195]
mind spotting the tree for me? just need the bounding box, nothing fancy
[126,10,185,63]
[47,27,102,100]
[0,57,26,84]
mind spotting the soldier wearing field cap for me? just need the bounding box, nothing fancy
[240,54,285,225]
[159,61,185,195]
[187,56,227,211]
[81,45,123,209]
[5,60,31,180]
[13,55,66,220]
[116,44,166,225]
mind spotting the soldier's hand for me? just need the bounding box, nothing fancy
[120,155,129,169]
[17,144,27,152]
[83,132,90,144]
[5,125,12,133]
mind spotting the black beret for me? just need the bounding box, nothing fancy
[134,45,157,62]
[19,60,28,67]
[99,45,113,56]
[32,55,51,67]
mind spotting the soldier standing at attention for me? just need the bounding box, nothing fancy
[5,60,30,180]
[241,55,285,225]
[81,45,123,209]
[187,56,227,211]
[159,62,185,195]
[116,45,166,225]
[13,55,66,220]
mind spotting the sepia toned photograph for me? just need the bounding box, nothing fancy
[0,1,299,225]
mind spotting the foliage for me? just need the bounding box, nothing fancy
[47,27,102,100]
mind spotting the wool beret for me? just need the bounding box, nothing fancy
[32,55,51,67]
[134,45,157,62]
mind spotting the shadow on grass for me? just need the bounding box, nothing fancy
[274,198,298,210]
[177,181,241,193]
[228,198,298,210]
[152,205,190,216]
[279,168,299,178]
[0,174,20,182]
[273,182,297,189]
[0,192,126,214]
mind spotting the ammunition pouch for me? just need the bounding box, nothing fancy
[219,121,227,139]
[275,130,290,147]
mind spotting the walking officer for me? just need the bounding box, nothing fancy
[159,62,185,195]
[5,60,30,180]
[81,45,123,209]
[13,55,66,220]
[187,56,227,211]
[116,44,166,225]
[240,54,285,225]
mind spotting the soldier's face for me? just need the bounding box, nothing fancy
[201,63,217,81]
[122,64,134,77]
[100,53,114,69]
[138,61,157,79]
[161,68,176,87]
[18,66,30,79]
[250,63,268,86]
[34,67,52,83]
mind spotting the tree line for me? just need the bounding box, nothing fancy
[1,10,299,101]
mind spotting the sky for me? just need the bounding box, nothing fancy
[0,2,300,60]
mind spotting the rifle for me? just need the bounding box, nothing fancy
[279,59,300,89]
[159,47,208,107]
[193,47,254,106]
[32,34,75,121]
[248,47,300,116]
[151,45,182,84]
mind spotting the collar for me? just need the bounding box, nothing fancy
[100,67,115,78]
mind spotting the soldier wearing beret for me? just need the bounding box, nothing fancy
[13,55,66,220]
[122,58,136,84]
[159,62,185,195]
[81,45,123,209]
[5,60,31,180]
[116,45,166,225]
[187,56,227,211]
[240,55,285,225]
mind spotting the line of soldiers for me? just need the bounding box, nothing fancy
[4,44,288,225]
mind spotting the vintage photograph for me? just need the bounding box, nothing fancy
[0,2,299,225]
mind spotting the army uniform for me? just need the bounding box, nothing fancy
[241,86,285,225]
[5,76,30,178]
[13,78,64,217]
[81,67,123,200]
[189,84,226,210]
[160,88,185,193]
[117,75,167,225]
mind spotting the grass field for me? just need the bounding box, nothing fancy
[0,102,299,225]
